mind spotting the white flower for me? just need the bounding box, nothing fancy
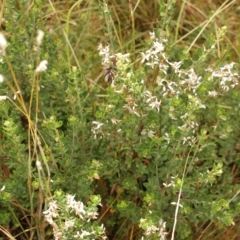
[53,227,63,240]
[36,60,48,73]
[182,136,196,146]
[43,200,59,219]
[74,201,86,218]
[167,61,182,72]
[36,160,43,171]
[91,121,104,138]
[208,90,218,97]
[0,95,7,101]
[158,78,179,95]
[147,130,155,138]
[0,185,5,191]
[140,51,150,63]
[0,32,7,55]
[91,121,104,139]
[0,74,4,83]
[36,29,44,47]
[153,41,164,53]
[115,53,130,61]
[92,121,104,129]
[158,219,168,240]
[145,91,162,112]
[87,211,98,220]
[181,68,201,93]
[145,225,159,236]
[164,133,170,144]
[64,220,75,230]
[146,57,159,68]
[114,84,126,93]
[163,182,173,188]
[103,3,109,13]
[123,104,140,117]
[145,90,155,102]
[141,129,155,138]
[111,118,121,124]
[159,62,169,75]
[149,99,161,112]
[66,194,76,208]
[66,194,86,219]
[180,113,189,119]
[211,62,239,92]
[74,230,96,239]
[98,44,110,56]
[195,98,206,109]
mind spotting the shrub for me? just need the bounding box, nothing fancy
[0,1,240,240]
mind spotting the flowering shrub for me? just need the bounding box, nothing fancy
[0,1,240,240]
[94,30,239,239]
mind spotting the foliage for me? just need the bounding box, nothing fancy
[0,0,240,240]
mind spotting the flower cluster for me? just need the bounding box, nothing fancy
[163,175,177,188]
[98,43,114,68]
[207,62,239,92]
[140,32,167,69]
[140,218,168,240]
[43,193,107,240]
[157,78,180,97]
[180,68,202,94]
[66,194,86,219]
